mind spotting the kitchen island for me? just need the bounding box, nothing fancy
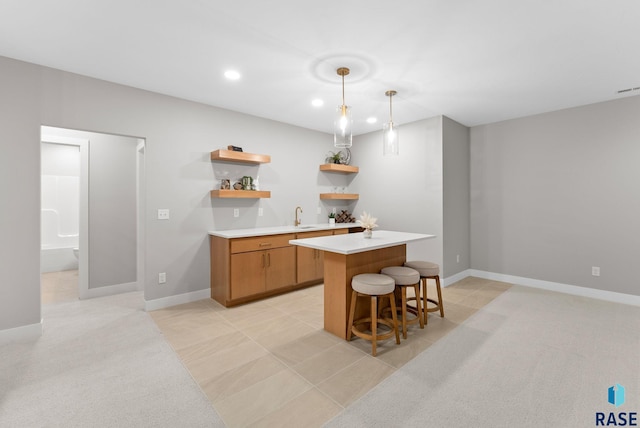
[289,230,435,339]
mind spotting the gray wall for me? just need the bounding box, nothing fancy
[470,95,640,296]
[0,54,338,334]
[88,132,138,288]
[443,116,470,277]
[0,57,41,331]
[351,117,445,269]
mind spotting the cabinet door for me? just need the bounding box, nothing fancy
[265,246,296,291]
[230,251,265,299]
[295,230,332,283]
[296,246,320,283]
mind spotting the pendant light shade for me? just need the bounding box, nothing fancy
[334,67,353,148]
[383,90,399,156]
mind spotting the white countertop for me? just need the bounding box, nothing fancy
[289,230,435,255]
[208,223,360,239]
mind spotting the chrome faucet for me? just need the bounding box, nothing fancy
[295,206,302,227]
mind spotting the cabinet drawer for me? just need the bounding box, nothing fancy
[230,233,295,253]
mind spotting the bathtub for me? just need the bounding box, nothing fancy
[41,208,79,273]
[41,246,78,273]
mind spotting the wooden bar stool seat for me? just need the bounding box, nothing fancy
[380,266,424,339]
[347,273,400,356]
[405,260,444,324]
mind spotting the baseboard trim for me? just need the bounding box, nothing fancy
[443,269,472,287]
[467,269,640,307]
[0,319,43,344]
[80,281,139,300]
[144,288,211,312]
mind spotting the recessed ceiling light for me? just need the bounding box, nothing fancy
[366,117,378,124]
[224,70,241,80]
[311,99,324,107]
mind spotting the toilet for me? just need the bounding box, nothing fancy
[73,247,79,259]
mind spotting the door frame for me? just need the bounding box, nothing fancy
[40,133,90,298]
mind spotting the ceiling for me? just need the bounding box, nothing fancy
[1,0,639,135]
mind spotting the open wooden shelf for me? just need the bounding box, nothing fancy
[211,190,271,199]
[319,163,359,174]
[320,193,359,200]
[211,149,271,164]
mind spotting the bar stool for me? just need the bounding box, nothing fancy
[347,273,400,356]
[404,261,444,324]
[380,266,423,339]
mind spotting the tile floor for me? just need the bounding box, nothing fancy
[40,270,511,426]
[149,277,511,427]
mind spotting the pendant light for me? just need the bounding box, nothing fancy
[334,67,353,148]
[383,90,399,155]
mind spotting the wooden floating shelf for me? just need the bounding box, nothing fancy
[211,190,271,199]
[211,149,271,164]
[319,164,359,173]
[319,193,359,200]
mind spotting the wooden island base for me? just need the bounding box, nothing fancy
[323,244,406,339]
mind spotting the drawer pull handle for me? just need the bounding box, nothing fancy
[259,243,272,247]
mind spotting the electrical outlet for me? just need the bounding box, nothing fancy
[158,272,166,284]
[157,209,170,220]
[258,207,263,217]
[456,254,460,263]
[592,266,600,277]
[233,208,239,218]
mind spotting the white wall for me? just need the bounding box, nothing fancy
[41,143,80,250]
[470,95,640,296]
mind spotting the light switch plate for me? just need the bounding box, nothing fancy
[157,209,170,220]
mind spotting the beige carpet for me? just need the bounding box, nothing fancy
[325,285,640,427]
[0,291,224,427]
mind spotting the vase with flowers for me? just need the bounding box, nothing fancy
[358,211,378,238]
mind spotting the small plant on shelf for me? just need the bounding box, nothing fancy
[328,212,336,224]
[325,151,344,164]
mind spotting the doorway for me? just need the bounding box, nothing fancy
[40,126,145,302]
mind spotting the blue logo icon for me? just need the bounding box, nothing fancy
[608,384,625,408]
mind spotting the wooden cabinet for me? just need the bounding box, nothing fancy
[230,246,295,299]
[211,233,295,305]
[210,228,351,307]
[296,230,333,284]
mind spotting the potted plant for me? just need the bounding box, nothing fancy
[328,212,336,225]
[325,151,343,164]
[358,211,378,238]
